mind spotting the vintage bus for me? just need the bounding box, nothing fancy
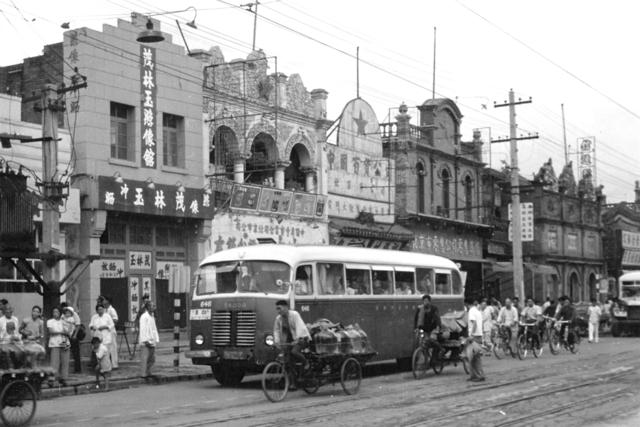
[611,271,640,336]
[185,245,465,385]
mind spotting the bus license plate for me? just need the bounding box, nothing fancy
[223,350,246,360]
[190,309,211,320]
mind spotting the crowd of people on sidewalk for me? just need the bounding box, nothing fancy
[0,295,158,390]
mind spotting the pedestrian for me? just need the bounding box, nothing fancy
[465,299,485,382]
[102,296,119,369]
[61,305,83,373]
[0,303,19,336]
[587,298,602,343]
[139,301,159,379]
[19,305,44,345]
[91,337,111,390]
[89,303,114,369]
[480,298,494,350]
[47,307,71,386]
[0,319,25,368]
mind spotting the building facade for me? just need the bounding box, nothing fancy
[381,100,491,299]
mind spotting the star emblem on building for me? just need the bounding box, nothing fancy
[353,110,368,136]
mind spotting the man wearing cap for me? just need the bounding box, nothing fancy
[61,303,83,373]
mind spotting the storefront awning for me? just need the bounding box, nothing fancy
[329,218,414,243]
[622,249,640,267]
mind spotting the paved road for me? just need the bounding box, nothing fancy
[31,337,640,427]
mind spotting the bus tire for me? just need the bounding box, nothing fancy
[212,365,245,387]
[611,323,621,338]
[396,357,412,371]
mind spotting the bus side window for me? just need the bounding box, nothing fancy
[416,268,434,294]
[295,265,313,295]
[394,270,415,295]
[435,273,452,295]
[318,263,345,295]
[346,267,371,295]
[372,270,393,295]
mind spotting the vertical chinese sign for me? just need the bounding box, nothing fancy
[141,46,157,168]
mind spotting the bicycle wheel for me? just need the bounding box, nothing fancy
[262,362,289,402]
[549,330,560,355]
[491,333,504,360]
[533,336,543,358]
[516,334,527,360]
[0,380,36,427]
[412,347,429,379]
[569,332,580,354]
[340,358,362,395]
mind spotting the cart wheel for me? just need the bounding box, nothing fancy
[340,358,362,395]
[412,347,429,379]
[0,380,37,427]
[262,362,289,402]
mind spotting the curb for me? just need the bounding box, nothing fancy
[39,372,213,400]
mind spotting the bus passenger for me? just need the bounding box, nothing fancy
[273,300,311,371]
[396,282,412,295]
[417,275,432,294]
[373,279,384,295]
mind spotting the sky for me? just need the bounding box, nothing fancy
[1,0,639,202]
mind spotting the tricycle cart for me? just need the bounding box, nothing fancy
[0,366,55,427]
[262,348,376,402]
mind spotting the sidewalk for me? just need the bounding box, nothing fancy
[40,330,212,399]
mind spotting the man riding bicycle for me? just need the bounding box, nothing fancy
[414,294,442,353]
[520,298,542,347]
[497,298,519,349]
[556,296,577,345]
[273,300,311,372]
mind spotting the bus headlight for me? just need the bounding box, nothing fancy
[195,334,205,345]
[264,334,275,346]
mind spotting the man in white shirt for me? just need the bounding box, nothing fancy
[498,298,519,351]
[102,296,119,369]
[587,298,602,343]
[0,304,19,337]
[466,299,485,382]
[139,301,160,378]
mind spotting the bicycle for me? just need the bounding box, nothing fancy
[540,315,556,344]
[549,320,580,355]
[491,323,515,359]
[516,321,543,359]
[412,329,468,378]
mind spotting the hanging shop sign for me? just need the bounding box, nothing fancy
[412,230,483,260]
[128,276,140,321]
[140,45,157,168]
[98,176,213,219]
[211,178,326,219]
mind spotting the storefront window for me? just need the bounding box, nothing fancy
[130,225,153,245]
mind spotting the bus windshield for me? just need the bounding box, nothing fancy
[196,261,291,295]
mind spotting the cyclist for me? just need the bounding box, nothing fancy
[520,298,542,348]
[556,296,577,345]
[497,298,519,349]
[273,300,311,372]
[414,294,442,356]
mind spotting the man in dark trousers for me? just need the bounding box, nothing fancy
[414,294,442,336]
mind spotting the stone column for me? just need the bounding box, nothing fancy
[232,153,247,183]
[310,89,328,120]
[394,103,412,216]
[274,161,290,190]
[302,167,317,193]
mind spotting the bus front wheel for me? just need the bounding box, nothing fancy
[611,323,622,338]
[212,365,245,387]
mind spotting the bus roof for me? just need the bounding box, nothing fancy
[620,271,640,282]
[199,244,459,271]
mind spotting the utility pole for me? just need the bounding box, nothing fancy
[561,103,568,164]
[242,0,260,51]
[494,89,538,301]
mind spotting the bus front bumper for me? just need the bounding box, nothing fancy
[185,350,217,359]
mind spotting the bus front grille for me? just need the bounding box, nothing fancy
[236,311,257,347]
[212,311,232,346]
[211,310,256,347]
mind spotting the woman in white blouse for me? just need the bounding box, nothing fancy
[47,307,72,386]
[89,304,114,350]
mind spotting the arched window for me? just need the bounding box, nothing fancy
[210,126,236,169]
[441,168,450,217]
[285,144,312,191]
[416,162,425,214]
[246,133,277,185]
[464,175,473,221]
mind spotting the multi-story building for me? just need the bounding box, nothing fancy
[381,100,492,299]
[1,15,214,327]
[602,181,640,296]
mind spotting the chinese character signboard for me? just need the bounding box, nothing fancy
[98,259,126,278]
[140,46,157,168]
[508,202,534,242]
[291,193,316,217]
[577,136,596,184]
[128,277,140,321]
[258,188,292,214]
[230,185,261,210]
[129,251,152,270]
[413,231,483,260]
[98,176,213,219]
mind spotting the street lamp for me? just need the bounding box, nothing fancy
[136,7,198,44]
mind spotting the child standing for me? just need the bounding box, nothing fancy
[587,298,602,343]
[91,337,112,390]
